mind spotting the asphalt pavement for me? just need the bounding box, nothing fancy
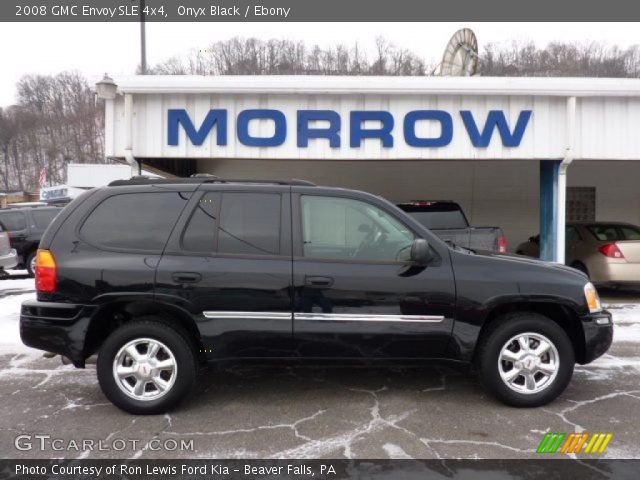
[1,279,639,460]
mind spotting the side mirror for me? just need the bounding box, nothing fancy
[410,238,432,265]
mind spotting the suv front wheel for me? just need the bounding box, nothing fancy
[476,313,575,407]
[97,319,197,414]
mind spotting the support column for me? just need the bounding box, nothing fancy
[540,160,561,262]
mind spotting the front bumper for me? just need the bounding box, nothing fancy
[580,310,613,364]
[0,249,18,269]
[20,300,97,367]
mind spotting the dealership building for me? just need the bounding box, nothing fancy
[97,75,640,262]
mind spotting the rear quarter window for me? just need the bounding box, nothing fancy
[80,192,188,252]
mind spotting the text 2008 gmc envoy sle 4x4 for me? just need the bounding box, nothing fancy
[20,178,613,414]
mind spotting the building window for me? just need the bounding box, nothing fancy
[567,187,595,222]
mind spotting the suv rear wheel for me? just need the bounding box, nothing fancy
[476,312,575,407]
[97,319,197,414]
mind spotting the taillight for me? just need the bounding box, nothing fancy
[598,243,624,259]
[35,249,57,293]
[498,235,507,253]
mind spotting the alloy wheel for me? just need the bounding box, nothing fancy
[112,338,177,401]
[498,332,559,395]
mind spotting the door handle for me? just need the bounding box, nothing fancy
[304,276,334,287]
[172,272,202,284]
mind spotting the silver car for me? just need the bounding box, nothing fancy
[0,220,18,275]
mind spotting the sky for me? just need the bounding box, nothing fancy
[1,22,640,107]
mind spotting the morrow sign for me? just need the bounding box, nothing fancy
[168,109,533,149]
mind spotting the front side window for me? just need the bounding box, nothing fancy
[301,195,415,262]
[565,226,582,245]
[80,192,188,251]
[0,211,27,231]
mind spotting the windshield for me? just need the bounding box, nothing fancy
[587,224,640,241]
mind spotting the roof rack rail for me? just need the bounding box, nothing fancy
[108,177,316,187]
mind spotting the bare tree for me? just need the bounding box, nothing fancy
[1,72,104,192]
[149,36,426,76]
[4,37,640,192]
[480,41,640,77]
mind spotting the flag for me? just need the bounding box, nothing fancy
[38,165,47,188]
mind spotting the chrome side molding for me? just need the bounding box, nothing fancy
[203,311,444,323]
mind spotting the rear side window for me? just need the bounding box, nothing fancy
[621,226,640,240]
[80,192,187,251]
[219,193,280,255]
[31,209,59,229]
[181,192,281,256]
[0,211,27,231]
[587,224,640,241]
[182,193,219,252]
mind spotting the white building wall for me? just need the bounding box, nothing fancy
[569,161,640,225]
[104,77,640,161]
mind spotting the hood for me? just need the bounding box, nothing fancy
[469,248,589,281]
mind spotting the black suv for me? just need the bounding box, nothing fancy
[20,178,613,414]
[0,206,60,276]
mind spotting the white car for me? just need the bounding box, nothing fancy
[0,221,18,276]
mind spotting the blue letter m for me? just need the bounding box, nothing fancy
[168,109,227,146]
[461,110,532,147]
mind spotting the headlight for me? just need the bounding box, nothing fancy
[584,282,602,313]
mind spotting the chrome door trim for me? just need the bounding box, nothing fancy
[296,313,445,323]
[202,311,445,323]
[203,311,293,320]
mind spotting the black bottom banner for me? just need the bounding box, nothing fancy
[1,459,639,480]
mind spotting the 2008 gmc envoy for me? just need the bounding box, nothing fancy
[20,178,613,414]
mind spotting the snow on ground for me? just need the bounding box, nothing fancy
[604,303,640,343]
[0,273,36,354]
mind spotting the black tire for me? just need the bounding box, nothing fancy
[476,312,574,407]
[97,319,197,414]
[26,251,37,278]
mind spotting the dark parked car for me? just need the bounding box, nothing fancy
[397,201,507,253]
[20,178,612,414]
[0,206,61,276]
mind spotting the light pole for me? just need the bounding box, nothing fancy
[140,0,147,74]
